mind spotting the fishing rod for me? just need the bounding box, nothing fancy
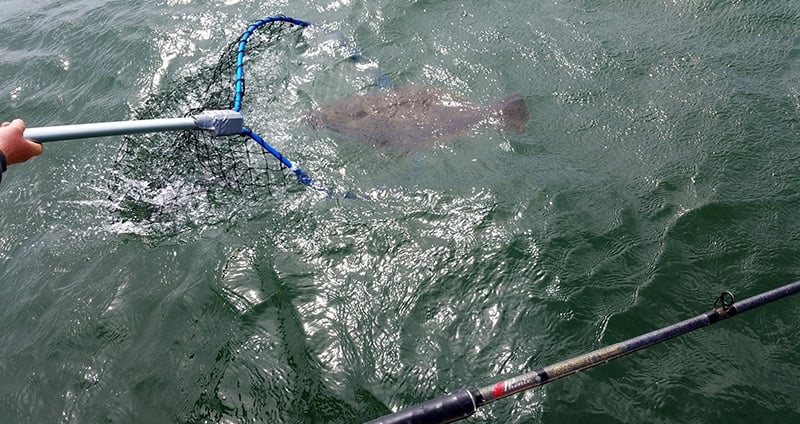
[366,279,800,424]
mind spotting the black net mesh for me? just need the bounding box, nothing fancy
[105,19,308,232]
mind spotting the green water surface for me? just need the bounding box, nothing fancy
[1,0,799,422]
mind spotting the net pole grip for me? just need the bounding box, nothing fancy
[23,110,243,142]
[193,109,243,136]
[365,390,477,424]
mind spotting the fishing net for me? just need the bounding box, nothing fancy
[105,16,315,232]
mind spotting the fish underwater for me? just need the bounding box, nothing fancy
[310,85,529,147]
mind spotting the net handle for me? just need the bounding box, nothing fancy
[24,110,243,143]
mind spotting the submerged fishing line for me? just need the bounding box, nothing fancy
[106,16,315,231]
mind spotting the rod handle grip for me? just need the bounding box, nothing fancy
[365,389,476,424]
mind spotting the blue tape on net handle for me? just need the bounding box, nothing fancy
[241,127,312,185]
[231,16,314,187]
[233,16,311,113]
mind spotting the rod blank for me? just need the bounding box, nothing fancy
[367,280,800,424]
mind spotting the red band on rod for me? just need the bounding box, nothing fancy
[492,382,505,398]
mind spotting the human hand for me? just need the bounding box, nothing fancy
[0,119,43,165]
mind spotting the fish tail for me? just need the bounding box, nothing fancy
[493,93,529,134]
